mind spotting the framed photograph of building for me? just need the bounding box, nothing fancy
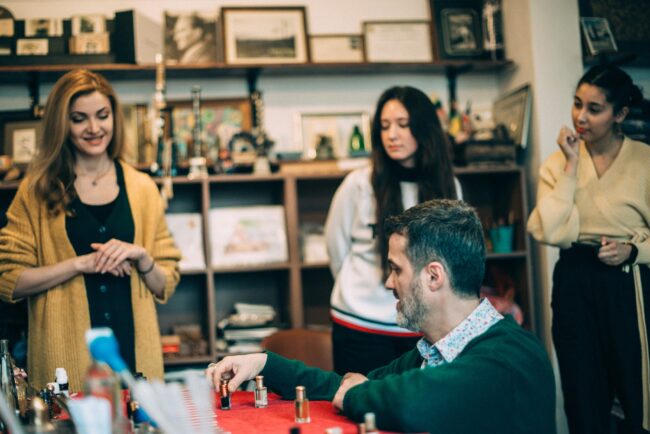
[221,6,309,65]
[309,35,364,63]
[295,111,371,160]
[430,0,486,59]
[164,11,219,64]
[71,14,106,35]
[363,21,433,63]
[580,17,617,55]
[169,98,252,163]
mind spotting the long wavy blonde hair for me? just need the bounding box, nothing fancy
[29,69,126,216]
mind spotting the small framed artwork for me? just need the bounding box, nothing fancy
[295,111,371,159]
[16,39,48,56]
[221,7,309,65]
[363,21,433,63]
[309,35,364,64]
[169,98,252,163]
[71,14,106,35]
[164,11,219,65]
[580,17,617,55]
[25,18,63,37]
[430,0,486,59]
[3,120,42,165]
[492,84,532,148]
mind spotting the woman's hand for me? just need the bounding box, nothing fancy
[75,252,132,277]
[557,126,580,175]
[91,239,146,274]
[598,236,633,266]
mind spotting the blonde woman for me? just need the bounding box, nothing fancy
[0,69,181,390]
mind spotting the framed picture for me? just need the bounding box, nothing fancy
[169,98,252,163]
[295,111,371,159]
[430,0,486,59]
[492,84,532,148]
[25,18,63,37]
[309,35,364,63]
[71,14,106,35]
[3,119,42,165]
[164,11,219,64]
[578,0,649,62]
[221,7,309,65]
[16,39,48,56]
[363,21,433,63]
[580,17,617,55]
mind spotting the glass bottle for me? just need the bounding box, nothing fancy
[0,339,17,416]
[294,385,310,423]
[219,377,231,410]
[348,125,366,156]
[83,360,126,431]
[254,375,267,408]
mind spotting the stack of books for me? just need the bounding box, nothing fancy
[217,303,282,354]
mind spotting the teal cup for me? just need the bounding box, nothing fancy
[489,225,514,253]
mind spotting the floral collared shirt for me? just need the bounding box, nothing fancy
[417,298,503,368]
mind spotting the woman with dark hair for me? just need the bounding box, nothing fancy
[0,69,181,390]
[528,65,650,434]
[325,86,460,375]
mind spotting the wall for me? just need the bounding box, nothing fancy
[0,0,500,153]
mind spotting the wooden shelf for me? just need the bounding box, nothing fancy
[163,355,214,366]
[301,261,330,269]
[486,250,528,260]
[0,59,514,84]
[212,262,291,274]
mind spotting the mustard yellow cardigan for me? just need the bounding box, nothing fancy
[0,161,181,391]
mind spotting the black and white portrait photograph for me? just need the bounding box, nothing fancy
[442,9,482,55]
[164,11,218,64]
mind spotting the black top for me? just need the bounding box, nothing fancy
[66,161,137,373]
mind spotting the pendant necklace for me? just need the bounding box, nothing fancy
[78,161,112,187]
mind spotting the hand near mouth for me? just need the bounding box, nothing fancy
[557,126,580,171]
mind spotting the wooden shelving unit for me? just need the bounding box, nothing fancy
[0,59,529,367]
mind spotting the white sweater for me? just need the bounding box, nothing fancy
[325,166,462,335]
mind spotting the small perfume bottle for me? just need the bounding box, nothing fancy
[294,385,310,423]
[254,375,268,408]
[219,377,231,410]
[364,412,379,434]
[55,367,69,397]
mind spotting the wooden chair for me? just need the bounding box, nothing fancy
[261,328,333,371]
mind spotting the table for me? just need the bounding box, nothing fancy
[217,391,360,434]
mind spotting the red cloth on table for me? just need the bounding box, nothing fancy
[217,391,359,434]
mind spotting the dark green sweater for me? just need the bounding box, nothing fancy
[261,317,556,434]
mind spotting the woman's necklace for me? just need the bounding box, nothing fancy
[77,161,113,186]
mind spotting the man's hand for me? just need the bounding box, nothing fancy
[205,353,268,392]
[332,372,368,411]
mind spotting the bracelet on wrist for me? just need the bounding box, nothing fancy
[138,259,155,275]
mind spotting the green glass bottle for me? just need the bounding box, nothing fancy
[348,125,366,157]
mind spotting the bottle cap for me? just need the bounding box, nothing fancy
[255,375,264,388]
[295,385,306,400]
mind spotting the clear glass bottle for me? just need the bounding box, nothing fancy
[0,339,17,416]
[364,412,379,434]
[254,375,267,408]
[83,360,126,432]
[294,385,310,423]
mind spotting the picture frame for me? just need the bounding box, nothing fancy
[363,21,433,63]
[309,34,364,64]
[578,0,649,62]
[221,7,309,65]
[295,111,371,159]
[164,11,219,65]
[169,97,252,164]
[3,119,42,165]
[25,18,63,37]
[492,84,532,148]
[580,17,617,55]
[71,14,106,35]
[429,0,486,59]
[16,39,48,56]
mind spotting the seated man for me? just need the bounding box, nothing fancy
[206,199,556,433]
